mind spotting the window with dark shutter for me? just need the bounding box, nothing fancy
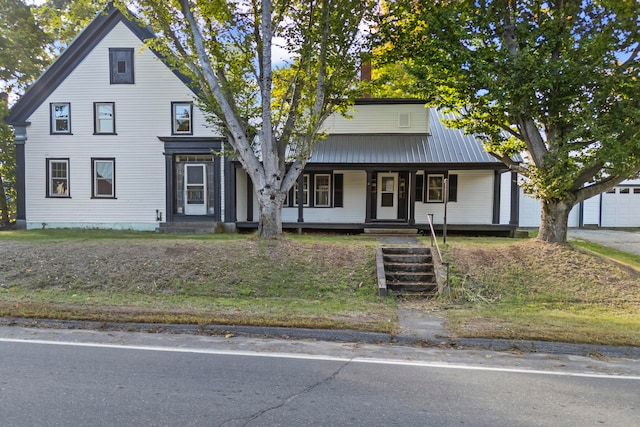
[109,48,134,84]
[448,174,458,202]
[334,174,344,207]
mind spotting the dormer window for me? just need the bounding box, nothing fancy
[109,48,134,84]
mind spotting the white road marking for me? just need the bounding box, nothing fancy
[1,337,639,380]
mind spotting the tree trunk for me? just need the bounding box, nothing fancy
[0,174,9,226]
[257,193,284,238]
[537,198,575,244]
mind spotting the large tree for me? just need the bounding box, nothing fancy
[120,0,375,238]
[0,0,53,225]
[379,0,640,243]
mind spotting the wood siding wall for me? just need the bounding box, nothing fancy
[23,22,219,230]
[320,104,430,134]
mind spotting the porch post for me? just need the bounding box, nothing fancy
[164,153,174,222]
[297,173,304,223]
[14,125,27,229]
[409,170,416,225]
[246,175,253,222]
[510,171,519,225]
[493,170,501,224]
[365,170,372,223]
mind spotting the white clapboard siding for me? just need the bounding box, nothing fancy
[283,170,366,223]
[415,170,495,224]
[320,104,430,134]
[519,189,580,228]
[24,22,219,230]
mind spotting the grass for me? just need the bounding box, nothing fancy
[2,229,640,346]
[440,236,640,346]
[0,230,396,333]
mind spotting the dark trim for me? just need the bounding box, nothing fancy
[91,157,117,199]
[236,221,517,236]
[14,127,26,222]
[213,157,222,221]
[246,175,253,222]
[409,171,416,224]
[109,48,134,84]
[365,170,372,222]
[162,139,223,153]
[492,170,501,224]
[424,171,447,203]
[93,102,117,135]
[7,5,195,125]
[171,101,194,135]
[45,158,71,198]
[297,173,304,222]
[354,98,426,105]
[49,102,71,135]
[165,153,174,222]
[510,171,519,225]
[224,156,236,222]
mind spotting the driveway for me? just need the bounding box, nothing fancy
[568,229,640,256]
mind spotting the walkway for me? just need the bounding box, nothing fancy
[568,229,640,256]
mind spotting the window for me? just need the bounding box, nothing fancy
[50,103,71,134]
[47,159,70,197]
[314,174,331,207]
[426,174,445,202]
[94,102,115,134]
[172,102,193,134]
[92,158,115,198]
[109,48,134,84]
[381,176,395,207]
[634,188,640,194]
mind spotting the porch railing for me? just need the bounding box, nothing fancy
[427,214,450,294]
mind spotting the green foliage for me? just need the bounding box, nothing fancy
[35,0,109,49]
[378,0,640,241]
[116,0,376,237]
[0,0,52,94]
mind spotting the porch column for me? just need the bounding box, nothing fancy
[409,170,416,225]
[297,173,304,223]
[493,170,501,224]
[14,125,27,229]
[510,171,519,225]
[164,153,174,222]
[246,175,253,222]
[365,170,372,223]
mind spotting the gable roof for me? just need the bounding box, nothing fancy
[309,109,504,165]
[7,5,192,125]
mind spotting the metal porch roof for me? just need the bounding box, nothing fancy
[309,109,501,165]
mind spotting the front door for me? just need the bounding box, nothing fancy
[376,172,398,220]
[184,164,207,215]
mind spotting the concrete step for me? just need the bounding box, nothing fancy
[157,222,219,234]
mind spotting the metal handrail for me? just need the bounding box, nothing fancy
[426,214,444,263]
[426,214,450,294]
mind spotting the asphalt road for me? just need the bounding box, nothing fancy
[568,229,640,255]
[1,327,639,426]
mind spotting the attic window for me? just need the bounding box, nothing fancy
[109,48,134,84]
[398,112,410,128]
